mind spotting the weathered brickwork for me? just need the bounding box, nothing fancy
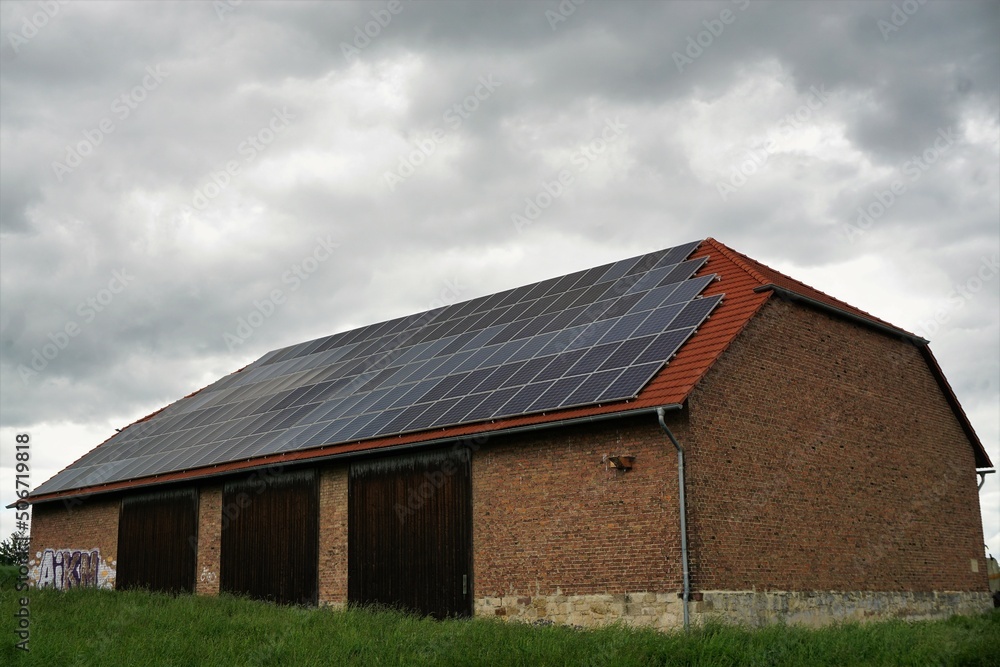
[684,298,989,593]
[470,297,990,626]
[29,496,119,589]
[472,415,686,599]
[195,484,221,595]
[318,465,348,607]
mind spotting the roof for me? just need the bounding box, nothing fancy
[28,238,991,503]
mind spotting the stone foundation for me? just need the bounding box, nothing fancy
[476,592,685,630]
[697,590,994,627]
[475,590,993,631]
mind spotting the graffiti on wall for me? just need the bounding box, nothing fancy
[28,548,116,590]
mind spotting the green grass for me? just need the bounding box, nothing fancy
[0,565,19,589]
[1,583,997,666]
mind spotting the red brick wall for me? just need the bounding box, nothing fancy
[30,496,119,588]
[684,298,988,592]
[318,465,348,605]
[472,416,686,597]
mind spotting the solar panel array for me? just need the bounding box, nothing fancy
[34,240,723,495]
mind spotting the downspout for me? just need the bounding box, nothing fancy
[978,469,995,491]
[656,406,690,633]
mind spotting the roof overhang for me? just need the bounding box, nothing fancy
[21,403,685,506]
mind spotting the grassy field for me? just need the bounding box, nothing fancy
[0,565,18,589]
[1,574,997,666]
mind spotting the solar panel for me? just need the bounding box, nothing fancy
[529,376,587,412]
[562,369,624,406]
[32,240,724,495]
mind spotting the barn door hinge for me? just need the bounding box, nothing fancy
[462,574,467,596]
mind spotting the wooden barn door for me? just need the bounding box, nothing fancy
[117,487,198,594]
[348,448,472,619]
[220,468,318,605]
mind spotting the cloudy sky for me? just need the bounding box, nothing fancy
[1,1,997,549]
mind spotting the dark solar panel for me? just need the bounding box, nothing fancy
[670,295,724,329]
[597,362,664,402]
[33,240,725,495]
[462,386,520,422]
[529,376,587,412]
[432,393,488,427]
[598,335,656,372]
[598,312,650,344]
[630,302,685,337]
[336,412,382,443]
[474,361,526,391]
[562,369,624,406]
[633,328,697,366]
[531,349,587,383]
[406,397,463,431]
[599,256,640,283]
[662,275,715,305]
[444,367,497,399]
[501,355,554,387]
[565,342,622,377]
[495,381,555,417]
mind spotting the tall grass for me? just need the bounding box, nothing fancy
[0,565,19,590]
[1,584,996,666]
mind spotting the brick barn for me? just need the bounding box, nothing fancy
[26,238,994,629]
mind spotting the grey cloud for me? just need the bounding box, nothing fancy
[0,0,996,542]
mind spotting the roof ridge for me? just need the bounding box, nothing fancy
[702,237,769,285]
